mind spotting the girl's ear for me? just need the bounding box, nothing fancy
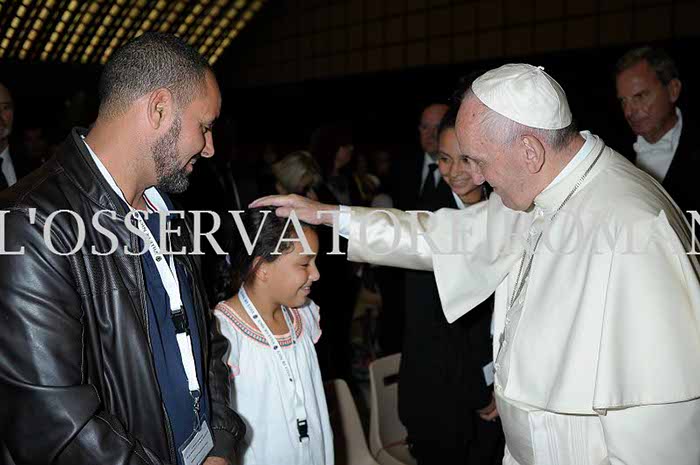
[252,256,269,284]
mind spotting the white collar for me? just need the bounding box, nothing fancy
[546,131,596,190]
[452,191,466,210]
[534,131,605,212]
[634,107,683,152]
[0,145,9,160]
[81,137,164,211]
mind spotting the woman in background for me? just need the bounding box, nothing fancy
[272,150,322,200]
[309,123,360,206]
[401,101,504,465]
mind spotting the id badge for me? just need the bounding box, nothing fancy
[482,361,495,387]
[179,420,214,465]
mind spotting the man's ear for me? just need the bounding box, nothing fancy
[147,88,173,130]
[521,135,545,174]
[668,78,682,105]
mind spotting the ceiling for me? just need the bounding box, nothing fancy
[0,0,266,65]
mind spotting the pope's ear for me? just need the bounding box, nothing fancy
[521,135,545,174]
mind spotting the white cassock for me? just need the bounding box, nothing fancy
[339,132,700,464]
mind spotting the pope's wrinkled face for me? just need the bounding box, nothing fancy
[616,59,680,144]
[455,97,532,211]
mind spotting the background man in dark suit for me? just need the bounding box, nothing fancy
[0,82,20,189]
[394,103,452,210]
[391,101,501,464]
[615,46,699,214]
[0,82,46,190]
[377,103,451,355]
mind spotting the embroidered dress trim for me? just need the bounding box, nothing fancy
[216,302,303,347]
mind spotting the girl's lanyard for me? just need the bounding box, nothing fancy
[238,286,310,444]
[83,140,202,420]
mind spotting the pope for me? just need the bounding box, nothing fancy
[252,64,700,465]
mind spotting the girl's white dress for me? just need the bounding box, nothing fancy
[214,299,334,465]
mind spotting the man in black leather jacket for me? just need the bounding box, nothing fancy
[0,33,244,465]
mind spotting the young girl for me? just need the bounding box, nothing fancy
[214,208,333,465]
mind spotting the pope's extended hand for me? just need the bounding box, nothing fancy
[249,194,338,226]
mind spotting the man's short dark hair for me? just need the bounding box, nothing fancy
[615,46,679,85]
[98,32,211,117]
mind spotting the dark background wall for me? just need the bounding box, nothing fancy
[216,0,699,87]
[2,0,699,162]
[210,0,700,159]
[212,39,699,162]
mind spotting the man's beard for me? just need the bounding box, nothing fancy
[151,116,191,194]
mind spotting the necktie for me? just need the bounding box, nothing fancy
[420,163,438,201]
[0,157,8,190]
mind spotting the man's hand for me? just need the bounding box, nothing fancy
[203,457,230,465]
[249,194,338,225]
[478,392,499,422]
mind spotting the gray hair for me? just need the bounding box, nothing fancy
[272,150,322,195]
[615,46,679,85]
[464,89,578,151]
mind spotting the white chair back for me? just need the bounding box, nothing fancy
[324,379,379,465]
[368,353,416,465]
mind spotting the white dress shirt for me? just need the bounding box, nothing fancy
[451,192,465,210]
[633,107,683,183]
[0,145,18,186]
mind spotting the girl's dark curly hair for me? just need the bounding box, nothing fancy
[227,207,316,289]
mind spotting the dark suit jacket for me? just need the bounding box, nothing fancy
[622,115,700,214]
[392,150,454,212]
[661,116,700,214]
[4,147,38,185]
[398,181,495,447]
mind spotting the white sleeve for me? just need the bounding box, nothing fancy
[300,300,322,344]
[337,205,352,238]
[598,397,700,465]
[213,308,242,378]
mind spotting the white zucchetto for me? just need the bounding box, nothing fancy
[472,63,573,130]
